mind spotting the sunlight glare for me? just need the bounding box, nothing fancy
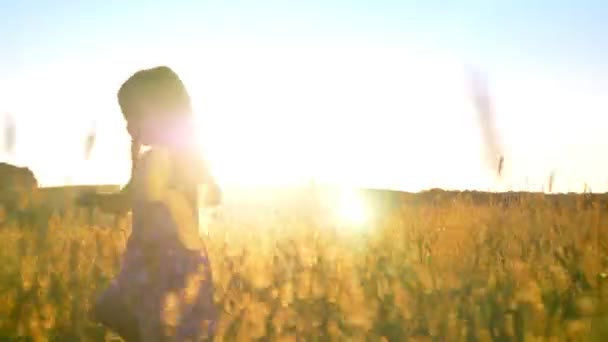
[185,47,453,191]
[336,188,370,227]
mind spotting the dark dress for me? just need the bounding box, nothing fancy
[93,149,218,341]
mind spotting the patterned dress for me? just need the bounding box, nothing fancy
[93,149,218,341]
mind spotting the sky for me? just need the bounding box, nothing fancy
[1,0,608,192]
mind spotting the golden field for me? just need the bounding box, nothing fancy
[1,190,607,341]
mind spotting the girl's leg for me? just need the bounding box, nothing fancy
[91,281,142,342]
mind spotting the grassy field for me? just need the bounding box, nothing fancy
[1,191,607,341]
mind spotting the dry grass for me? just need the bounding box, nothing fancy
[1,195,607,341]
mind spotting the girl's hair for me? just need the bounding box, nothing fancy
[118,66,192,184]
[117,66,192,120]
[117,66,211,206]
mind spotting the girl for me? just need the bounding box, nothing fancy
[87,66,220,341]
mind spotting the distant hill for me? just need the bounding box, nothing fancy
[35,184,607,213]
[363,187,607,209]
[2,183,603,228]
[214,185,608,220]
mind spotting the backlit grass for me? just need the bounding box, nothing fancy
[1,196,607,341]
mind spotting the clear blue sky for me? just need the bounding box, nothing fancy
[1,1,608,192]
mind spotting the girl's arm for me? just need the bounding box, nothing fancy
[76,182,132,215]
[96,182,132,214]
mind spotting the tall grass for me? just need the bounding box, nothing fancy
[0,196,607,341]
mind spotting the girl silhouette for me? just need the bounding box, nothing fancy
[87,66,221,341]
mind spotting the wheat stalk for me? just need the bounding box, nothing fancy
[84,121,97,161]
[2,112,16,158]
[467,67,504,179]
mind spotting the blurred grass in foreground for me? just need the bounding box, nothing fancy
[0,195,607,341]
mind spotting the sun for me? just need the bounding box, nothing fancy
[335,188,370,227]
